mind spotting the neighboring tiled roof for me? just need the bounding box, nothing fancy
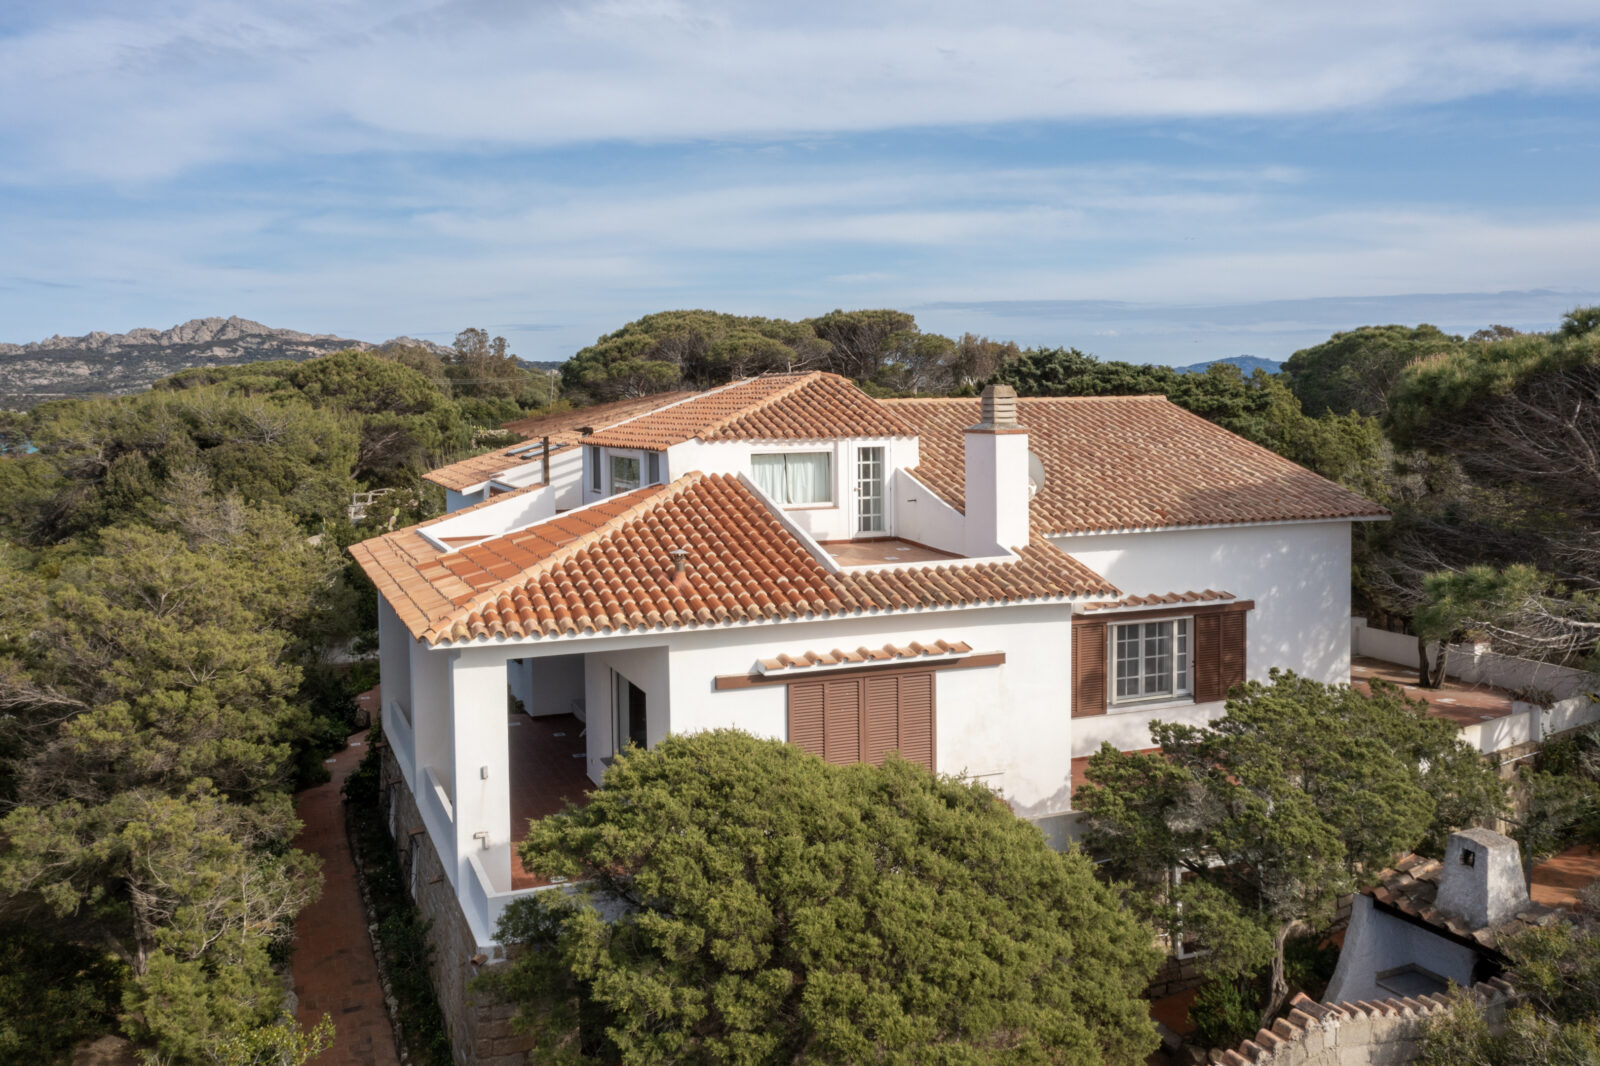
[1077,590,1237,612]
[1369,853,1562,949]
[425,393,699,492]
[885,395,1389,534]
[757,639,973,674]
[500,392,699,440]
[424,441,562,492]
[350,472,1116,645]
[581,372,913,450]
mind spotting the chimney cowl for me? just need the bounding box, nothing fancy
[970,384,1020,430]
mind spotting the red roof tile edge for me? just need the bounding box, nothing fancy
[349,471,1118,647]
[1077,590,1236,612]
[757,639,974,673]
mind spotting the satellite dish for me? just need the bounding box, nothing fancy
[1027,451,1046,499]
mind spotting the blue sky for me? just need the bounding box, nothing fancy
[3,1,1599,366]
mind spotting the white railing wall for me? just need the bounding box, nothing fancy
[463,847,565,953]
[1352,619,1596,701]
[383,699,416,793]
[419,764,457,885]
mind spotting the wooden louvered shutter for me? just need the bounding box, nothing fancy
[823,679,862,764]
[864,676,899,765]
[897,671,935,770]
[1220,610,1247,694]
[1072,619,1107,717]
[788,682,825,757]
[1192,613,1223,703]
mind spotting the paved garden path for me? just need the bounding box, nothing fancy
[291,730,402,1066]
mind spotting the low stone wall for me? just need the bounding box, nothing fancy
[1218,982,1513,1066]
[381,745,534,1066]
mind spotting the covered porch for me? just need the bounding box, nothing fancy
[506,710,592,889]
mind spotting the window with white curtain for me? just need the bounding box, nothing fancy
[751,451,833,505]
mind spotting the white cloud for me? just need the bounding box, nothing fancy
[2,0,1599,180]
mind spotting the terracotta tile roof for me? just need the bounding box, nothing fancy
[499,391,699,440]
[1077,590,1237,612]
[885,395,1389,534]
[425,392,698,492]
[757,639,974,673]
[1369,853,1563,949]
[423,441,560,493]
[581,372,913,450]
[350,472,1116,645]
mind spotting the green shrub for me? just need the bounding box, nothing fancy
[0,923,126,1066]
[1189,977,1261,1051]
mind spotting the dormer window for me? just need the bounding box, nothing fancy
[752,452,832,506]
[610,454,641,493]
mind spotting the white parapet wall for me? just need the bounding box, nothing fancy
[1350,619,1600,752]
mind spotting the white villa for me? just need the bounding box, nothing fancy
[350,373,1387,1060]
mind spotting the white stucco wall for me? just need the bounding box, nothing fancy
[583,645,671,784]
[516,654,584,717]
[1070,697,1230,758]
[427,484,559,542]
[1324,895,1481,1005]
[644,604,1076,821]
[449,649,515,891]
[1053,521,1355,686]
[657,437,916,542]
[892,468,968,556]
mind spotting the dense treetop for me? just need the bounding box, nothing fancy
[484,730,1161,1066]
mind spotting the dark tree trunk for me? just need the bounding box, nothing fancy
[1260,920,1306,1029]
[1417,637,1449,689]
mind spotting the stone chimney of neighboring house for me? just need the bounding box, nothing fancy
[964,385,1030,556]
[1435,828,1529,930]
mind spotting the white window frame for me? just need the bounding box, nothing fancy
[750,448,835,507]
[608,451,642,494]
[586,445,601,492]
[1109,616,1192,706]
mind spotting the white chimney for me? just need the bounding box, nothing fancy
[1435,828,1528,931]
[964,385,1030,556]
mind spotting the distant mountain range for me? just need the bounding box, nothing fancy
[0,318,576,409]
[0,317,389,408]
[1171,354,1283,376]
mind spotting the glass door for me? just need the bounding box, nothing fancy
[856,447,885,533]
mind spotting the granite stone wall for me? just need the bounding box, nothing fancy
[381,745,534,1066]
[1218,983,1513,1066]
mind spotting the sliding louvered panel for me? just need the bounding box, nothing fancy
[787,681,826,757]
[896,671,935,770]
[863,675,900,765]
[822,679,862,764]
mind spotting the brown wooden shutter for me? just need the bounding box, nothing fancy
[1220,610,1247,694]
[1192,613,1223,703]
[823,679,862,764]
[864,676,899,765]
[1072,619,1107,717]
[788,681,825,757]
[789,670,936,770]
[896,672,935,770]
